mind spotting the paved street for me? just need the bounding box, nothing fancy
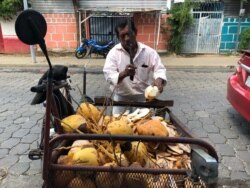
[0,65,250,187]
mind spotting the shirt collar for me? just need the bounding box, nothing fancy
[117,42,146,53]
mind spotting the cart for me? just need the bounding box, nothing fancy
[44,97,218,188]
[15,9,219,188]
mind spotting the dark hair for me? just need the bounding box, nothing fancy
[115,18,137,38]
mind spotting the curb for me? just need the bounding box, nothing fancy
[0,64,236,74]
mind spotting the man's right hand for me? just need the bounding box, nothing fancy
[124,64,136,76]
[118,64,136,83]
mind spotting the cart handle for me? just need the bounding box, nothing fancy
[94,96,174,108]
[50,163,188,175]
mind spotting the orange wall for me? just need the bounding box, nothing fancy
[41,12,169,52]
[0,12,169,54]
[43,13,77,50]
[134,12,170,51]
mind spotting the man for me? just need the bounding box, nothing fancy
[103,19,167,114]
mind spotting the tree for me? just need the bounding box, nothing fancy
[0,0,23,20]
[167,1,195,54]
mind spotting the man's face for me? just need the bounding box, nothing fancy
[117,25,137,52]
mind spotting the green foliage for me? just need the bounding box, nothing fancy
[239,28,250,50]
[167,1,196,54]
[0,0,23,20]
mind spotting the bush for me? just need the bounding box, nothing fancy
[167,1,195,54]
[0,0,23,20]
[239,28,250,50]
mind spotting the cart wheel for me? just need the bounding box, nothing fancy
[28,149,43,160]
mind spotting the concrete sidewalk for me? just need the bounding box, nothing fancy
[0,53,240,70]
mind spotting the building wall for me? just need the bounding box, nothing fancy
[30,0,168,13]
[223,0,250,17]
[36,12,169,52]
[79,0,167,12]
[220,17,250,53]
[0,19,29,54]
[0,12,169,54]
[0,25,4,52]
[43,13,77,50]
[134,12,169,51]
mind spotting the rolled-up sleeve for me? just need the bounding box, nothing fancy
[103,49,119,87]
[152,52,167,83]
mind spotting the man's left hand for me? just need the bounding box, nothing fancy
[153,78,165,93]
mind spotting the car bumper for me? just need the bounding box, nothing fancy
[227,74,250,121]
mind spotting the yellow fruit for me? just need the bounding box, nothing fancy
[147,174,168,188]
[95,166,123,188]
[68,177,95,188]
[72,147,99,166]
[82,178,96,188]
[114,152,129,167]
[53,170,75,187]
[145,85,159,101]
[57,155,73,165]
[136,119,169,136]
[121,142,148,167]
[61,114,87,133]
[103,115,115,125]
[107,119,133,136]
[68,140,93,158]
[123,168,147,188]
[77,102,101,122]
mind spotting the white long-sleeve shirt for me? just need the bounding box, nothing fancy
[103,42,167,96]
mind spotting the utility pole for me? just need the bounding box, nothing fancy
[23,0,37,63]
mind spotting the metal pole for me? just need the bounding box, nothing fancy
[153,11,157,50]
[78,11,81,44]
[196,12,201,53]
[235,1,244,53]
[23,0,37,63]
[156,11,161,51]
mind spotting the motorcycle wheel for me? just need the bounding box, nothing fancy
[75,50,87,59]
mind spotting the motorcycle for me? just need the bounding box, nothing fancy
[75,38,95,59]
[75,38,115,59]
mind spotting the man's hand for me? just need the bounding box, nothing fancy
[118,64,136,83]
[124,64,136,76]
[153,78,166,93]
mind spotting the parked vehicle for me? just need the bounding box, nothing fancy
[75,38,114,59]
[227,50,250,121]
[75,38,95,58]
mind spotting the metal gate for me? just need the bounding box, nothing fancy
[182,2,224,54]
[89,16,131,44]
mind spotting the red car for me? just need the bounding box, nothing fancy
[227,50,250,121]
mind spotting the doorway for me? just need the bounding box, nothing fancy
[182,2,224,54]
